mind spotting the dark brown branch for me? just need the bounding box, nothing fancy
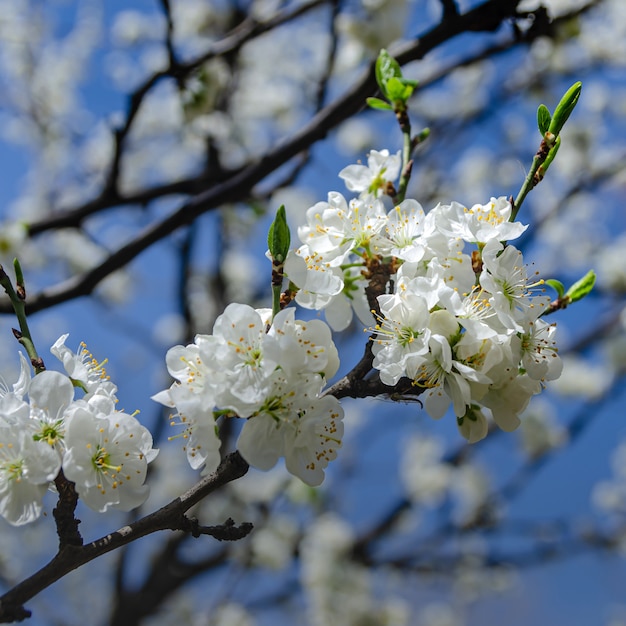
[52,471,82,548]
[439,0,459,20]
[185,517,254,541]
[0,451,250,624]
[159,0,178,71]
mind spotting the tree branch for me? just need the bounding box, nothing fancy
[0,451,250,624]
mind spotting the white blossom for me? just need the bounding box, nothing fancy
[264,307,340,379]
[338,149,401,198]
[371,289,431,386]
[237,372,343,486]
[436,196,528,245]
[62,406,158,512]
[0,425,60,525]
[296,192,387,262]
[27,370,75,451]
[154,302,343,484]
[50,334,118,403]
[0,353,32,426]
[520,318,562,381]
[457,405,489,443]
[480,240,549,332]
[151,336,222,474]
[374,199,429,262]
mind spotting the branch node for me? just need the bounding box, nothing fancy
[182,516,253,541]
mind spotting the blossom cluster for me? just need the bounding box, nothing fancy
[153,305,343,486]
[0,335,157,526]
[285,149,562,442]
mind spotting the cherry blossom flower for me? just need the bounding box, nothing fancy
[263,308,339,379]
[520,318,562,381]
[157,377,222,475]
[285,256,372,331]
[371,289,431,386]
[297,192,387,261]
[480,240,549,332]
[457,405,490,443]
[236,371,344,486]
[436,196,528,245]
[0,354,32,427]
[151,336,222,474]
[27,370,75,451]
[209,303,275,417]
[338,149,401,198]
[481,374,542,432]
[50,334,118,401]
[373,199,441,262]
[0,425,60,525]
[63,406,158,512]
[283,247,344,302]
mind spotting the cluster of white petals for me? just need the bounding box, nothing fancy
[284,150,404,332]
[153,304,343,486]
[286,150,563,442]
[0,336,158,525]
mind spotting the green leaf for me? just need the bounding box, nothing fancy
[537,104,552,135]
[385,76,418,104]
[375,49,402,97]
[366,97,393,111]
[267,205,291,264]
[545,278,565,299]
[373,49,418,107]
[548,81,582,136]
[385,76,402,99]
[565,269,595,303]
[385,76,407,101]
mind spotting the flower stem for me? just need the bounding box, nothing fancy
[394,105,413,204]
[271,283,282,319]
[0,260,44,373]
[512,132,555,221]
[270,258,285,320]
